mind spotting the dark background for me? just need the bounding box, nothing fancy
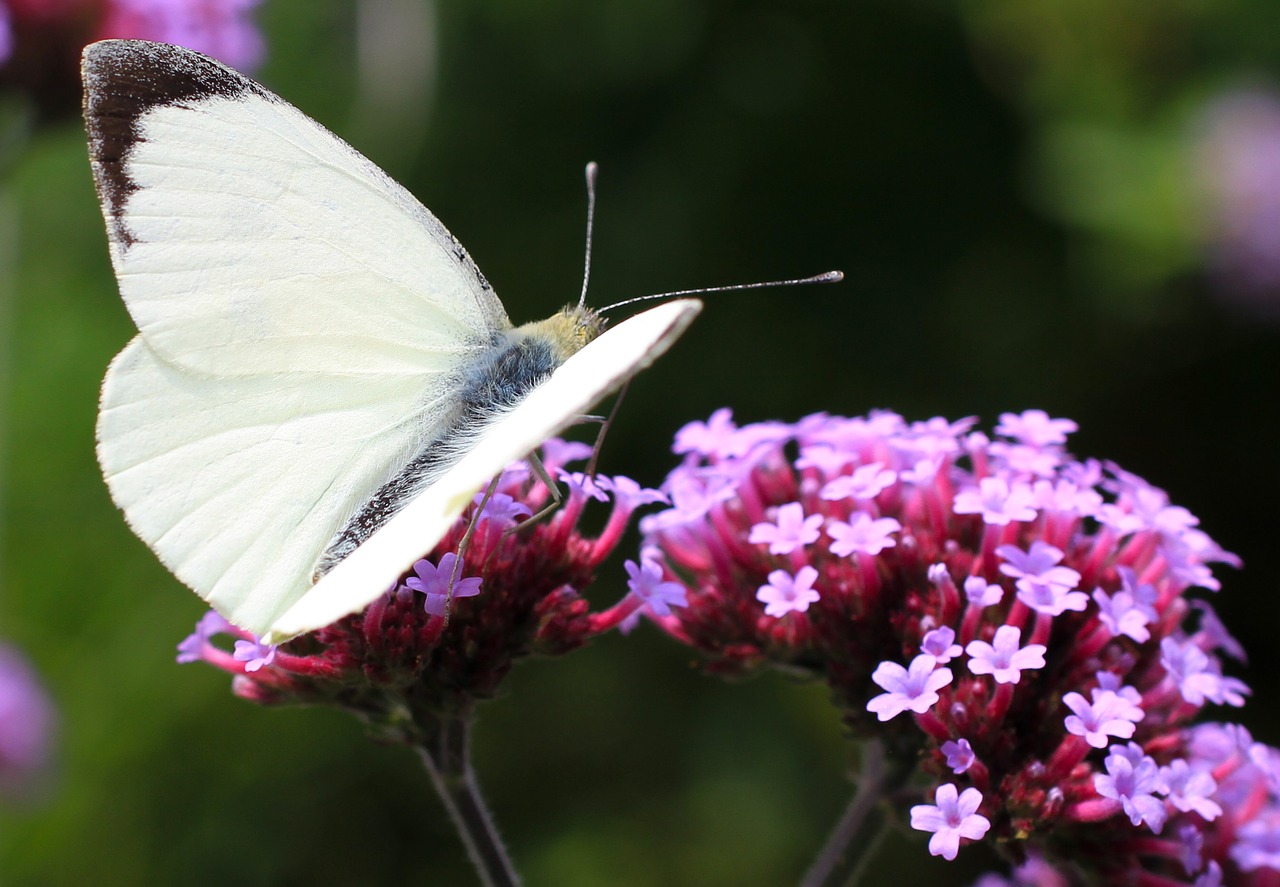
[1,1,1277,884]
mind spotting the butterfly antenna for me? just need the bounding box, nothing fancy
[578,161,599,309]
[599,270,843,314]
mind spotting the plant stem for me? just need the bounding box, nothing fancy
[800,739,913,887]
[414,708,521,887]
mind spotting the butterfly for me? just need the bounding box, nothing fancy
[82,40,701,644]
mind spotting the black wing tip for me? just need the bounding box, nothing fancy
[82,40,268,247]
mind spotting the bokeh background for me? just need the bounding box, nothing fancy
[1,1,1279,884]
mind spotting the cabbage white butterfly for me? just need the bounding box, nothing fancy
[83,40,701,643]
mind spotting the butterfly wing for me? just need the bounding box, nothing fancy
[86,40,509,633]
[265,298,702,643]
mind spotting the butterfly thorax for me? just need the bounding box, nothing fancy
[315,305,608,578]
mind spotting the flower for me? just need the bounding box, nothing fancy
[1195,88,1280,318]
[178,439,666,726]
[639,409,1272,880]
[1,0,264,116]
[910,783,991,860]
[748,502,823,554]
[98,0,264,70]
[756,566,821,618]
[0,642,56,797]
[964,625,1046,685]
[867,654,953,722]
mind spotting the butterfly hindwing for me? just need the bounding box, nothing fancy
[99,336,448,631]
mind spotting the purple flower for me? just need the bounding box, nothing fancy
[558,470,610,503]
[995,410,1078,447]
[99,0,265,70]
[965,626,1046,685]
[1160,636,1249,707]
[756,566,820,618]
[922,627,962,665]
[640,470,735,531]
[748,502,823,554]
[176,610,233,664]
[0,643,55,795]
[820,462,897,501]
[599,475,668,511]
[941,738,976,774]
[827,513,902,557]
[673,407,738,456]
[910,783,991,861]
[473,492,532,530]
[953,477,1038,526]
[867,655,953,721]
[964,576,1002,607]
[1195,861,1224,887]
[624,558,687,618]
[1191,600,1247,662]
[1160,759,1222,821]
[1094,747,1168,833]
[405,552,484,617]
[1230,814,1280,872]
[1196,88,1280,316]
[1062,690,1143,748]
[538,438,593,474]
[232,637,277,673]
[997,542,1086,615]
[0,4,11,66]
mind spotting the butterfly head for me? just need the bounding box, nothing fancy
[516,305,608,363]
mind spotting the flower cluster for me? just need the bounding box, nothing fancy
[178,440,667,738]
[638,408,1274,882]
[0,0,262,115]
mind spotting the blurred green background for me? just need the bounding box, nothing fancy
[2,0,1279,884]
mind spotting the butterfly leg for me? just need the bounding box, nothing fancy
[441,475,504,625]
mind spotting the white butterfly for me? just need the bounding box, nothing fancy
[83,40,701,644]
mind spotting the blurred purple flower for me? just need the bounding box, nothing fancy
[98,0,263,70]
[1,0,264,116]
[1197,88,1280,317]
[0,642,55,797]
[0,4,13,66]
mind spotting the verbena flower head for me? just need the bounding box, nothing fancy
[640,408,1274,882]
[178,440,662,739]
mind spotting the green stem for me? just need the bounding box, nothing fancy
[414,708,521,887]
[800,739,913,887]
